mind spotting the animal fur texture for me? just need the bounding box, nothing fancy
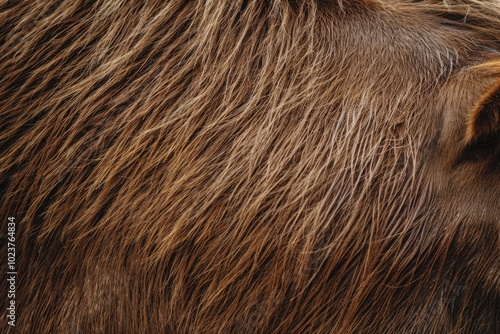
[1,0,499,333]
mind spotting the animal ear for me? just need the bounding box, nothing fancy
[462,79,500,159]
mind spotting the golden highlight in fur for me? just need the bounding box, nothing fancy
[1,1,499,333]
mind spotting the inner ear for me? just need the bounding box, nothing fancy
[461,79,500,161]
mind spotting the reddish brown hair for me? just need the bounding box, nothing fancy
[1,1,499,333]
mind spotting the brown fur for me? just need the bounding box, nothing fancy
[467,79,500,142]
[1,0,499,333]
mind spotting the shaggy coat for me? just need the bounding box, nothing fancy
[1,0,499,333]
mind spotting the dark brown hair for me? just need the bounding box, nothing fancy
[1,1,499,333]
